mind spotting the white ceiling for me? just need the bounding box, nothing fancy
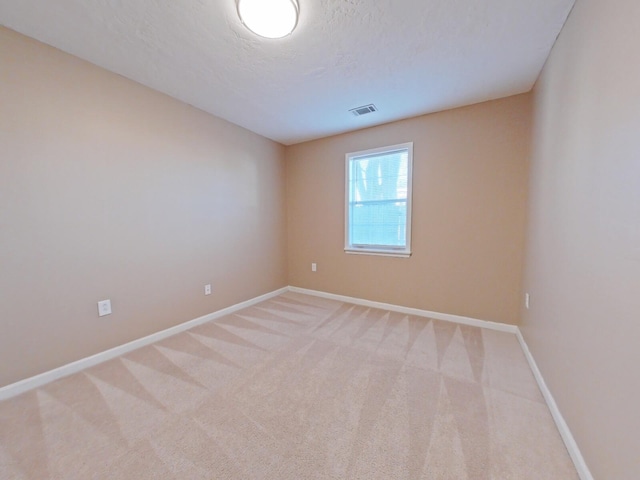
[0,0,575,145]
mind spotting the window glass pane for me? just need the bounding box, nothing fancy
[348,149,408,248]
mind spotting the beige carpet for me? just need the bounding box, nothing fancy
[0,292,578,479]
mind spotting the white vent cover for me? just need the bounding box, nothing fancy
[349,104,378,116]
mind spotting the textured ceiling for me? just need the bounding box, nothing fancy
[0,0,575,145]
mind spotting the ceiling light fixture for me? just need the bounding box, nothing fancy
[237,0,299,39]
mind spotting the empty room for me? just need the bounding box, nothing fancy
[0,0,638,479]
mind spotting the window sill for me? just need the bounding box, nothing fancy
[344,248,411,258]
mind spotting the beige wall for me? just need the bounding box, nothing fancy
[286,94,532,324]
[523,0,640,478]
[0,27,287,387]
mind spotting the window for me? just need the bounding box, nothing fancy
[345,142,413,257]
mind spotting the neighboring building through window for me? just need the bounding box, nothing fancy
[345,142,413,257]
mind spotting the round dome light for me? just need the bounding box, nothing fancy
[237,0,299,39]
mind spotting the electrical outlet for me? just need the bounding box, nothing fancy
[98,299,112,317]
[311,263,317,272]
[525,293,530,309]
[205,284,212,295]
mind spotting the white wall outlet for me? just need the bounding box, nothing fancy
[311,263,317,272]
[98,299,112,317]
[205,284,212,295]
[525,293,530,310]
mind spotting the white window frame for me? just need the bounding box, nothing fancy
[344,142,413,258]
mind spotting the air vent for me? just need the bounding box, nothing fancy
[349,104,378,116]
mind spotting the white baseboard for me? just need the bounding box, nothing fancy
[290,286,592,479]
[0,286,288,401]
[288,286,518,334]
[516,330,594,480]
[0,286,514,402]
[0,284,593,480]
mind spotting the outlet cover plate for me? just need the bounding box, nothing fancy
[98,299,112,317]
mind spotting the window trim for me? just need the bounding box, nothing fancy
[344,142,413,258]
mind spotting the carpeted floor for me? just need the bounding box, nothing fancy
[0,292,578,479]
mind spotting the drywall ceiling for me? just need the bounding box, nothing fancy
[0,0,575,145]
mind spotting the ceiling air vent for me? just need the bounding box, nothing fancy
[349,104,378,116]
